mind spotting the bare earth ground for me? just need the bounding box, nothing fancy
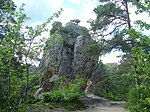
[75,104,129,112]
[45,103,129,112]
[74,94,129,112]
[42,105,129,112]
[30,95,129,112]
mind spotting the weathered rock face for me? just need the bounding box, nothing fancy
[38,21,101,95]
[52,21,62,27]
[73,35,98,79]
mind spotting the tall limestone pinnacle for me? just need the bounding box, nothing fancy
[36,20,102,97]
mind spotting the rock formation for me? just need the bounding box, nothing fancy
[37,20,102,96]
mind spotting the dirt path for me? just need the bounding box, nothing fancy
[75,105,129,112]
[75,95,129,112]
[48,95,129,112]
[29,95,129,112]
[37,105,129,112]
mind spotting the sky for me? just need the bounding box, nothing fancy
[13,0,149,64]
[13,0,99,27]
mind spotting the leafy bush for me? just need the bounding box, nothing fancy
[42,78,86,103]
[43,89,64,103]
[64,83,81,102]
[40,78,86,111]
[98,63,130,101]
[126,85,150,112]
[64,78,86,102]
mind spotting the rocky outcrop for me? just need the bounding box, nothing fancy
[37,21,102,96]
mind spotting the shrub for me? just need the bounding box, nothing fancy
[63,83,81,102]
[43,90,64,103]
[42,77,86,103]
[126,85,150,112]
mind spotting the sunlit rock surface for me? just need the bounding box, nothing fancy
[37,21,102,96]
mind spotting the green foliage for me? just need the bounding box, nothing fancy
[107,32,133,52]
[84,43,102,55]
[126,86,150,112]
[0,1,62,111]
[93,2,150,110]
[50,25,65,34]
[70,19,81,25]
[91,1,127,34]
[126,33,150,111]
[90,0,134,57]
[94,2,124,17]
[126,1,150,110]
[43,89,64,102]
[98,63,131,101]
[37,78,86,111]
[42,78,86,103]
[133,0,150,14]
[44,33,64,50]
[63,78,86,102]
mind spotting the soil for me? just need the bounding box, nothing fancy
[74,94,129,112]
[29,94,129,112]
[75,104,129,112]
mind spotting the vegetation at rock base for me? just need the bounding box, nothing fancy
[27,77,87,111]
[36,77,87,111]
